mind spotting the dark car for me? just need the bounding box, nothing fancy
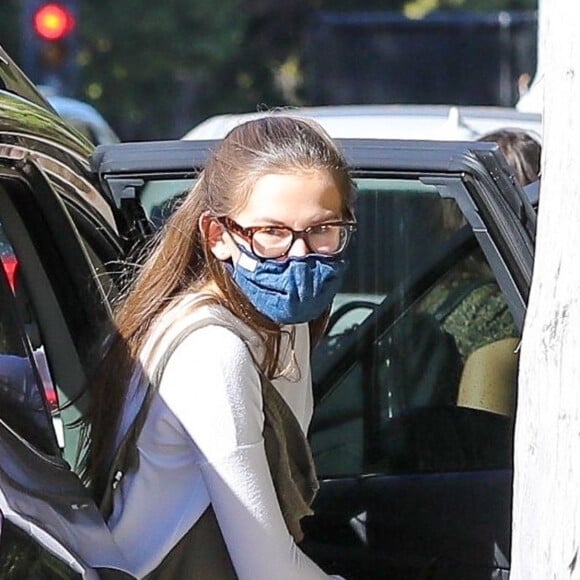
[0,46,131,578]
[0,45,536,579]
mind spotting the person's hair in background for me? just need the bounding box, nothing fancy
[441,127,542,233]
[478,128,541,187]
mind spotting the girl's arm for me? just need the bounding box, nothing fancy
[160,324,340,580]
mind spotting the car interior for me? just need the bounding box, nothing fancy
[127,174,520,482]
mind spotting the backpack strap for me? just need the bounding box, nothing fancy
[99,318,233,519]
[261,376,319,541]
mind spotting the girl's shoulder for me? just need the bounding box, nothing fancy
[158,296,262,362]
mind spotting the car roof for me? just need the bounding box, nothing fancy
[183,104,543,142]
[0,45,55,112]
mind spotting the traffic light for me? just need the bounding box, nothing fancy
[21,0,79,94]
[33,3,76,41]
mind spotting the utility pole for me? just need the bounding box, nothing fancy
[511,0,580,577]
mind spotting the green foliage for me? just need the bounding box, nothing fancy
[312,0,406,9]
[0,0,27,64]
[1,0,536,140]
[315,0,535,11]
[401,0,535,17]
[78,0,246,139]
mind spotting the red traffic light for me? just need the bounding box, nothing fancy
[33,3,76,41]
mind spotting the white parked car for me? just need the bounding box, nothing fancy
[183,104,542,142]
[48,94,120,145]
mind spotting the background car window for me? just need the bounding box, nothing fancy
[0,223,59,456]
[139,178,194,228]
[311,178,519,478]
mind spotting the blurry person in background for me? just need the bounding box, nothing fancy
[478,128,541,187]
[421,127,541,376]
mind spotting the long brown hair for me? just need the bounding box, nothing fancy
[478,128,541,186]
[81,115,355,498]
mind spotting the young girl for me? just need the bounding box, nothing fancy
[82,116,356,579]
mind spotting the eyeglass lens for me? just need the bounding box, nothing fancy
[252,224,350,258]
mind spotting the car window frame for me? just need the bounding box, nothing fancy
[89,139,535,294]
[0,158,111,465]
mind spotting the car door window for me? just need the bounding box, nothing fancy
[0,222,59,456]
[140,179,193,228]
[310,177,519,477]
[0,169,110,466]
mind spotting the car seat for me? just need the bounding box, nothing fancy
[457,337,519,417]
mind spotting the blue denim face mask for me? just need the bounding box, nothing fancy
[227,245,347,325]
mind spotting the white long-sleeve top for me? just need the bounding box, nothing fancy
[108,295,339,579]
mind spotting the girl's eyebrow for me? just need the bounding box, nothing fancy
[245,217,288,227]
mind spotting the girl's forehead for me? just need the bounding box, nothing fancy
[235,171,343,223]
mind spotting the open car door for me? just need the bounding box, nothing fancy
[91,137,536,579]
[0,154,133,578]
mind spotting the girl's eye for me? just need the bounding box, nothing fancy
[311,224,331,234]
[260,227,290,239]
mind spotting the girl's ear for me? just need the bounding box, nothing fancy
[199,213,233,261]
